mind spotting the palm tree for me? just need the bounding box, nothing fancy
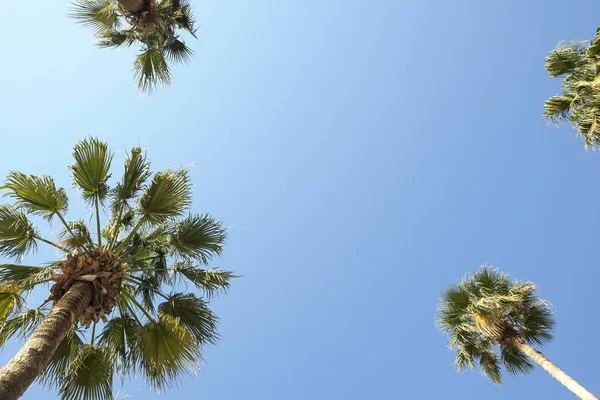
[0,137,234,400]
[71,0,197,92]
[437,266,597,400]
[544,26,600,150]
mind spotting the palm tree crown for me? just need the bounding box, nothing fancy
[437,266,554,384]
[544,26,600,149]
[71,0,197,92]
[0,137,233,399]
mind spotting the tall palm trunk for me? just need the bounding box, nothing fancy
[117,0,144,13]
[0,282,93,400]
[516,341,598,400]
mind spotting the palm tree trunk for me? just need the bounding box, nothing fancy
[117,0,144,13]
[0,282,93,400]
[517,341,598,400]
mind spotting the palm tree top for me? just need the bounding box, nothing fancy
[71,0,198,92]
[544,26,600,150]
[0,137,235,399]
[437,266,554,384]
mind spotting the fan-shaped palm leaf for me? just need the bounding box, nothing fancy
[0,264,54,291]
[0,205,38,260]
[1,172,68,221]
[70,137,113,205]
[0,307,47,347]
[138,169,191,225]
[70,0,121,34]
[164,38,193,64]
[168,214,226,263]
[133,47,172,92]
[0,284,23,320]
[171,263,234,298]
[59,345,113,400]
[137,314,199,390]
[57,220,94,250]
[113,146,151,206]
[98,314,143,376]
[158,293,219,344]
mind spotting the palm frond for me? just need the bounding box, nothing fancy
[57,220,94,250]
[59,345,114,400]
[70,137,114,205]
[133,47,172,92]
[113,146,151,206]
[0,205,38,260]
[70,0,121,34]
[517,300,555,346]
[588,27,600,56]
[0,264,54,290]
[545,42,586,77]
[1,172,69,221]
[500,341,534,375]
[168,214,226,263]
[138,169,191,224]
[0,307,47,347]
[172,263,235,298]
[98,29,139,48]
[37,328,85,389]
[0,284,23,320]
[544,95,575,121]
[164,38,193,64]
[98,314,143,376]
[138,314,200,390]
[479,348,502,384]
[158,293,219,345]
[168,1,197,37]
[132,275,162,310]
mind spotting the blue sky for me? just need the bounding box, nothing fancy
[0,0,599,399]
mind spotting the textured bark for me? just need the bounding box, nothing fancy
[0,282,93,400]
[517,341,598,400]
[117,0,144,13]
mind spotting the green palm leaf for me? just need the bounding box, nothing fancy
[137,314,199,390]
[0,264,54,290]
[500,341,534,375]
[544,43,585,77]
[172,263,235,297]
[113,146,151,206]
[168,214,226,263]
[158,293,219,345]
[139,169,191,225]
[479,348,502,384]
[0,284,23,320]
[1,172,68,221]
[59,345,114,400]
[98,314,143,376]
[57,220,94,250]
[0,205,38,260]
[164,38,193,64]
[70,0,121,34]
[70,137,114,204]
[133,47,172,92]
[98,29,139,48]
[0,307,47,347]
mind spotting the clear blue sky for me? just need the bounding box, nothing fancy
[0,0,599,399]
